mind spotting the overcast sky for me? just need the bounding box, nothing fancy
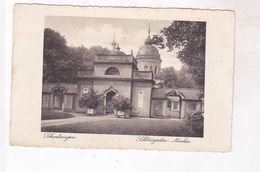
[45,16,183,70]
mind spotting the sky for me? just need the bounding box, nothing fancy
[45,16,183,70]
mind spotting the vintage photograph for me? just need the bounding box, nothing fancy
[10,5,234,151]
[41,16,206,137]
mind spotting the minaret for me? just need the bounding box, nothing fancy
[111,31,116,52]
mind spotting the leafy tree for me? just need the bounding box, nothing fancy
[68,46,87,70]
[43,28,82,83]
[157,65,198,88]
[43,28,111,83]
[86,46,111,60]
[157,67,178,88]
[43,28,68,82]
[153,21,206,88]
[176,64,198,88]
[112,95,132,118]
[80,45,111,70]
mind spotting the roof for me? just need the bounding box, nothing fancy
[136,44,160,59]
[152,88,172,99]
[178,88,204,100]
[152,88,203,100]
[144,35,153,45]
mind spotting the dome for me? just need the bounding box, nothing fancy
[136,30,161,60]
[110,43,126,55]
[144,35,153,45]
[136,44,161,61]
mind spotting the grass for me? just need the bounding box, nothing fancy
[41,109,74,120]
[41,117,203,137]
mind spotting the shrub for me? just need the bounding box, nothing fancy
[190,111,204,135]
[184,110,194,126]
[79,89,100,113]
[112,95,132,112]
[112,95,132,118]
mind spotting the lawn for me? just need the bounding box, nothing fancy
[41,109,74,120]
[41,117,203,137]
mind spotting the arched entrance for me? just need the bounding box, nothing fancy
[103,87,119,114]
[105,90,117,113]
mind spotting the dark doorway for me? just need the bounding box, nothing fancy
[106,90,116,113]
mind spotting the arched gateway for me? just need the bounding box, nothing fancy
[103,87,119,113]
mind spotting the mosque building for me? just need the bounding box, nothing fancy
[42,27,204,118]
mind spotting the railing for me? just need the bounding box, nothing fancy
[95,55,135,63]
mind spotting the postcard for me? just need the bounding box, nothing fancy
[10,4,235,152]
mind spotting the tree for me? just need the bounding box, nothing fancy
[112,95,132,118]
[43,28,82,83]
[176,64,198,88]
[153,21,206,88]
[157,67,178,88]
[68,46,87,70]
[43,28,111,82]
[80,45,111,70]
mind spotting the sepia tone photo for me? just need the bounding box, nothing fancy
[10,5,234,151]
[41,16,205,137]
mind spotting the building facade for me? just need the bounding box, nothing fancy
[42,29,204,119]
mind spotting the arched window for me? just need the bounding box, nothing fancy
[105,67,120,75]
[144,65,148,71]
[154,66,158,74]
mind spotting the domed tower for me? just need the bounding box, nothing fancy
[136,25,162,77]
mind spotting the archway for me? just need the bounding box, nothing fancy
[105,90,117,113]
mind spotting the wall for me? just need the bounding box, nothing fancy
[180,100,202,118]
[136,59,161,76]
[93,79,132,98]
[151,99,166,117]
[42,83,78,111]
[75,80,93,113]
[131,81,152,117]
[94,63,133,78]
[42,83,77,93]
[184,100,202,112]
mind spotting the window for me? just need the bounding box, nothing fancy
[144,65,148,71]
[150,64,153,71]
[105,67,120,75]
[173,101,179,110]
[167,99,179,111]
[167,100,171,109]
